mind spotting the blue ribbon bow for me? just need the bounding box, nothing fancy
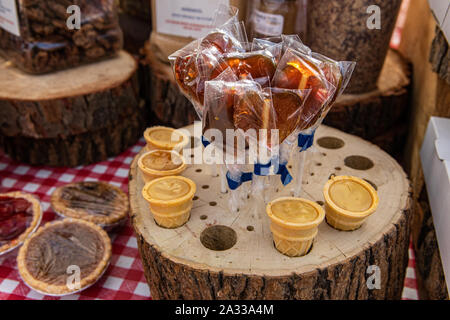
[254,158,293,186]
[226,171,253,190]
[201,136,210,148]
[298,129,316,151]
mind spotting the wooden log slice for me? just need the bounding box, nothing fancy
[307,0,403,93]
[144,42,199,128]
[0,51,139,139]
[0,101,148,167]
[129,124,412,300]
[323,50,411,144]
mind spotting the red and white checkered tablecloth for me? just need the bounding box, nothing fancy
[0,138,419,300]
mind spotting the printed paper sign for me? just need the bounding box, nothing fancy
[155,0,227,38]
[0,0,20,37]
[253,9,284,37]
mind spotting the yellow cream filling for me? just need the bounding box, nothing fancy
[149,129,184,148]
[272,200,319,223]
[147,178,190,201]
[143,151,181,171]
[329,180,373,212]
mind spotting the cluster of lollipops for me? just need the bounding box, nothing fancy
[169,8,355,209]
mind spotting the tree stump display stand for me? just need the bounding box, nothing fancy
[0,51,148,167]
[323,49,411,158]
[129,125,412,300]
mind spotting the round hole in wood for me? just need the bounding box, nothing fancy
[316,201,324,206]
[200,225,237,251]
[335,167,341,171]
[202,185,209,189]
[195,169,202,173]
[364,179,378,191]
[193,196,199,201]
[316,163,322,166]
[317,136,345,149]
[209,201,217,206]
[200,215,207,220]
[344,155,374,170]
[247,226,254,232]
[310,173,315,176]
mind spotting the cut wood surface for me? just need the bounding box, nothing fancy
[0,51,139,139]
[129,124,412,300]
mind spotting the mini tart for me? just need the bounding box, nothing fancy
[0,191,42,255]
[143,126,189,152]
[18,219,111,295]
[50,181,128,227]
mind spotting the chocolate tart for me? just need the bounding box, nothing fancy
[0,192,42,255]
[50,182,129,228]
[17,219,111,295]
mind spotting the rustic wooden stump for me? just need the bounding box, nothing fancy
[144,43,199,128]
[430,27,450,85]
[307,0,403,93]
[412,186,449,300]
[129,124,412,300]
[0,51,148,167]
[323,49,411,157]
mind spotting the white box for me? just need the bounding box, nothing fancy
[428,0,450,42]
[420,116,450,294]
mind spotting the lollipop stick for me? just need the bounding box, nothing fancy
[220,165,227,194]
[293,150,307,197]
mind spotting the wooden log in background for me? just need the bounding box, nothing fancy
[430,27,450,85]
[130,125,412,300]
[324,49,411,158]
[399,0,450,299]
[307,0,403,93]
[0,51,148,167]
[144,43,199,128]
[412,187,449,300]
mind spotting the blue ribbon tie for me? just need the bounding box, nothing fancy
[201,136,210,148]
[254,162,272,176]
[298,129,316,152]
[226,171,253,190]
[276,162,293,186]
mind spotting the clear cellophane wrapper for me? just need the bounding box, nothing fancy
[0,0,123,74]
[169,5,355,211]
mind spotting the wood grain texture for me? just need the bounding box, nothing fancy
[324,49,411,157]
[129,125,412,300]
[144,43,199,128]
[0,101,148,167]
[0,51,139,139]
[307,0,402,93]
[430,27,450,85]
